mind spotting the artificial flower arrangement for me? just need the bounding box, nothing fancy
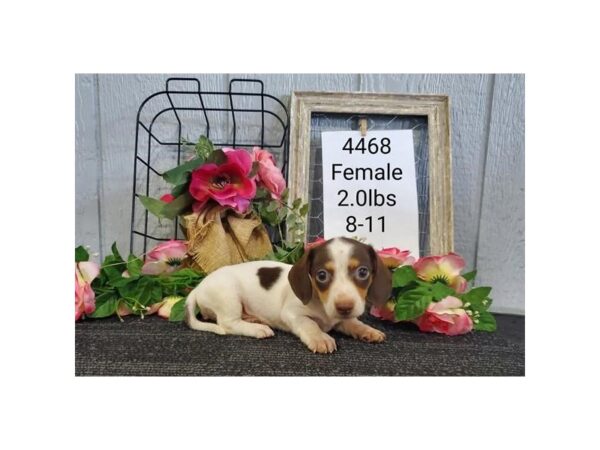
[76,237,496,335]
[369,248,496,334]
[137,135,308,270]
[76,241,200,321]
[75,136,496,335]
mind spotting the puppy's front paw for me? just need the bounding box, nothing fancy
[306,333,337,354]
[358,327,386,343]
[253,324,275,339]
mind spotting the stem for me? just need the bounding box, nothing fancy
[100,253,146,269]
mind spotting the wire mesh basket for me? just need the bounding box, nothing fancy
[130,77,290,254]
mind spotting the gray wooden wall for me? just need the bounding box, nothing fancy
[75,74,524,314]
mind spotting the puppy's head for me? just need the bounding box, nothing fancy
[288,237,392,320]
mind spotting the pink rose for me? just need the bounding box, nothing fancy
[305,237,327,251]
[141,240,187,275]
[414,296,473,336]
[413,253,468,293]
[189,148,256,214]
[252,147,286,200]
[75,261,100,320]
[377,247,415,269]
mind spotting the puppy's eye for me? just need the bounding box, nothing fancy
[356,266,370,280]
[316,270,329,283]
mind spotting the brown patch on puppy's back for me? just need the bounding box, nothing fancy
[257,266,283,290]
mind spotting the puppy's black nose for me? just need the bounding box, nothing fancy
[335,302,354,315]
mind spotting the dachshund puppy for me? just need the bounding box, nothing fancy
[185,237,392,353]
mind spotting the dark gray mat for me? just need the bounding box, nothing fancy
[75,313,524,376]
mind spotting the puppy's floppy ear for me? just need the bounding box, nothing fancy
[367,246,392,306]
[288,248,314,304]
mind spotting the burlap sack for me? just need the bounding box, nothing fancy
[182,204,272,273]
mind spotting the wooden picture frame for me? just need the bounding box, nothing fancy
[288,91,453,255]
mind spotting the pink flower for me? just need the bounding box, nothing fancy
[119,296,182,319]
[377,247,415,269]
[305,237,327,251]
[117,302,162,317]
[141,240,187,275]
[252,147,286,200]
[160,193,175,203]
[413,253,468,293]
[157,296,184,319]
[117,303,133,317]
[414,296,473,336]
[189,148,256,214]
[75,261,100,320]
[370,301,397,322]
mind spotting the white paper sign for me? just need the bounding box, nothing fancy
[321,130,420,255]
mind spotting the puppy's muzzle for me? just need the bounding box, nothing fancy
[335,299,355,316]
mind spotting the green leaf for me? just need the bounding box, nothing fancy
[461,287,493,313]
[262,210,280,226]
[168,268,204,279]
[277,207,287,222]
[194,136,214,159]
[88,292,118,318]
[136,277,163,306]
[257,200,281,226]
[431,282,456,300]
[161,192,194,219]
[266,200,280,212]
[138,195,169,219]
[115,278,138,297]
[474,310,497,332]
[139,191,194,220]
[162,157,205,185]
[206,149,227,165]
[392,265,417,288]
[171,182,189,197]
[462,286,492,304]
[111,242,123,262]
[101,254,127,283]
[292,198,302,209]
[395,294,432,321]
[111,275,138,288]
[169,298,187,322]
[463,270,477,282]
[75,246,89,262]
[299,203,309,216]
[255,187,269,200]
[126,254,143,278]
[399,287,431,300]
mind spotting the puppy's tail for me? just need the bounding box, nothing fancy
[184,293,226,335]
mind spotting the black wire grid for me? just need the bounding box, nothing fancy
[130,78,290,255]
